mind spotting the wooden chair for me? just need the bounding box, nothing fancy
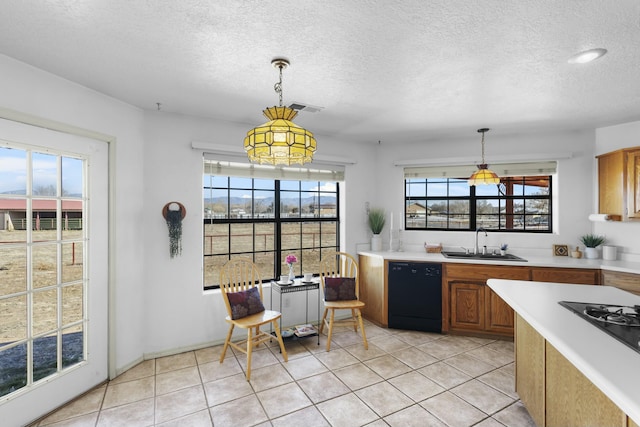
[319,252,368,351]
[219,258,287,380]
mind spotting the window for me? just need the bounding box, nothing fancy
[203,160,341,290]
[0,145,86,398]
[405,162,554,232]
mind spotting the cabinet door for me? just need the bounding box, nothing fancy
[449,281,484,331]
[627,150,640,219]
[485,287,515,334]
[597,150,625,220]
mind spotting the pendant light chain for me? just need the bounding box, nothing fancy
[274,64,284,107]
[480,130,486,164]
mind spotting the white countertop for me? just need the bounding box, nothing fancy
[487,279,640,425]
[358,250,640,274]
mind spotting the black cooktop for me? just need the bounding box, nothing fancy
[559,301,640,355]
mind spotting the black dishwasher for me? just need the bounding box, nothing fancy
[388,262,442,332]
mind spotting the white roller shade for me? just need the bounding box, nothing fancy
[204,156,345,182]
[404,161,557,179]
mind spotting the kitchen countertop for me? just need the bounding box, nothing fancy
[358,250,640,275]
[487,279,640,425]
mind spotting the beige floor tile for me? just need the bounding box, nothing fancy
[155,365,201,395]
[155,409,212,427]
[465,345,514,367]
[155,351,197,374]
[444,353,496,377]
[364,354,412,379]
[316,393,379,427]
[109,360,155,385]
[102,376,154,410]
[154,384,207,424]
[194,345,231,365]
[203,373,254,406]
[355,381,413,417]
[418,361,472,389]
[384,404,447,427]
[256,381,312,419]
[96,397,155,427]
[248,362,294,392]
[391,346,438,369]
[283,354,328,379]
[451,379,515,414]
[39,385,106,425]
[333,363,384,391]
[314,347,359,370]
[477,365,518,399]
[235,347,280,372]
[198,357,243,382]
[39,412,99,427]
[328,330,367,348]
[394,330,442,346]
[271,405,330,427]
[297,372,351,403]
[364,420,392,427]
[417,335,481,359]
[368,335,411,353]
[388,371,445,402]
[272,339,312,360]
[486,339,515,355]
[343,342,387,361]
[421,391,487,427]
[474,417,508,427]
[209,394,268,427]
[491,400,537,427]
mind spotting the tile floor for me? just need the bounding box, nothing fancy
[30,321,536,427]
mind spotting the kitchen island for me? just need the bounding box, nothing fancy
[487,279,640,427]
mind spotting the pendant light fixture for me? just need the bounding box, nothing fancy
[244,58,317,165]
[468,128,500,186]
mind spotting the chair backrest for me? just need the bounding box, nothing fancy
[219,258,264,314]
[320,252,360,298]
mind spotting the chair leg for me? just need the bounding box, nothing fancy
[220,324,234,363]
[350,309,358,332]
[245,328,253,381]
[326,309,335,351]
[272,320,288,362]
[356,309,368,350]
[319,308,329,334]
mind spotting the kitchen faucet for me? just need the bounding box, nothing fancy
[474,227,488,254]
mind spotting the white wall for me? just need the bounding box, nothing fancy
[369,130,597,255]
[0,54,147,375]
[593,121,640,260]
[141,111,375,356]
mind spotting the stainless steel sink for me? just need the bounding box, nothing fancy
[441,251,527,262]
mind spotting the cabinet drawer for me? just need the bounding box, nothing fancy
[445,264,530,281]
[531,268,600,285]
[601,270,640,295]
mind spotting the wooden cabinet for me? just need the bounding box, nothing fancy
[445,264,529,337]
[597,146,640,221]
[531,267,600,285]
[601,270,640,296]
[358,254,387,326]
[516,314,636,427]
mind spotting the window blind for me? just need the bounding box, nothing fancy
[203,156,345,181]
[404,161,557,179]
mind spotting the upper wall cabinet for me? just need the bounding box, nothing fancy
[596,146,640,221]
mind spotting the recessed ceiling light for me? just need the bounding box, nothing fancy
[568,48,608,64]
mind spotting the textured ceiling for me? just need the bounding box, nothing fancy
[1,0,639,144]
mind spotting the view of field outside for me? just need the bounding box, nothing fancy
[0,146,85,398]
[405,176,551,231]
[203,174,339,288]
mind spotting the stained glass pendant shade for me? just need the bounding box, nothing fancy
[468,128,500,186]
[244,59,317,165]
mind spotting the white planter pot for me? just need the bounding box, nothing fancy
[371,234,382,251]
[584,247,599,259]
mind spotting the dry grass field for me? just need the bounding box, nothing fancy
[0,229,84,345]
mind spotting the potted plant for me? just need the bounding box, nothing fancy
[580,233,605,259]
[368,208,386,251]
